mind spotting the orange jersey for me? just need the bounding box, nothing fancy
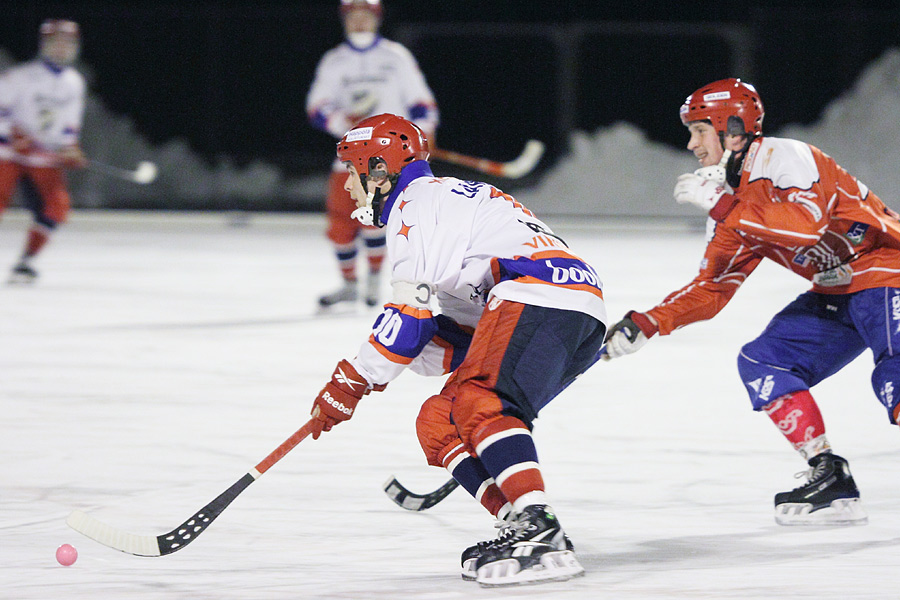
[648,136,900,335]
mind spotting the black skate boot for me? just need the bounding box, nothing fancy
[318,281,358,308]
[461,519,575,581]
[460,516,515,581]
[8,260,38,284]
[473,505,584,587]
[774,452,867,525]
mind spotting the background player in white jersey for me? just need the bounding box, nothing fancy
[307,114,606,586]
[0,19,87,283]
[306,0,438,308]
[603,78,900,526]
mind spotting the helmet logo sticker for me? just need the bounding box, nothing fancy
[346,127,374,142]
[703,91,731,101]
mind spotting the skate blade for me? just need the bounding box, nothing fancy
[775,498,868,526]
[7,273,37,285]
[476,551,585,588]
[461,558,476,581]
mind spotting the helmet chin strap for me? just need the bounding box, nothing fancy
[349,164,391,227]
[350,187,388,227]
[694,149,731,186]
[350,190,377,226]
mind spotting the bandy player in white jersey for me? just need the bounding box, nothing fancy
[305,114,606,587]
[0,19,87,283]
[306,0,438,308]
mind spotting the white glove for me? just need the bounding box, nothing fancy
[603,329,648,360]
[673,173,726,212]
[602,312,654,360]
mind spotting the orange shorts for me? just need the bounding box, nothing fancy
[0,161,71,225]
[416,300,605,460]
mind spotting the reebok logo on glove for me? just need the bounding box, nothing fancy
[323,391,354,416]
[334,367,364,392]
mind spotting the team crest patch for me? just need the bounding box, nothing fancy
[845,222,869,245]
[345,127,374,142]
[793,253,810,267]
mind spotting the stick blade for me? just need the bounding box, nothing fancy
[67,510,162,557]
[501,140,545,178]
[383,476,460,511]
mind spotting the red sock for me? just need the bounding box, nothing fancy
[763,390,828,458]
[366,252,384,274]
[24,226,50,257]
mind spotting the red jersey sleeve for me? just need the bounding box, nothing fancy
[646,222,762,335]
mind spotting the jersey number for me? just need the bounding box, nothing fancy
[373,310,403,346]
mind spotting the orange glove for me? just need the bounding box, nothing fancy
[10,127,35,154]
[57,145,88,169]
[310,359,371,440]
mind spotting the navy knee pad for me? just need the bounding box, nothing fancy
[737,350,809,410]
[872,356,900,424]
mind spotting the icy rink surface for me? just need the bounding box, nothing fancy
[2,210,898,600]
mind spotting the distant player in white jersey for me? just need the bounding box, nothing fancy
[306,0,438,308]
[307,114,606,587]
[0,19,87,283]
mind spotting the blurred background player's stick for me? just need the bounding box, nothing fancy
[431,140,544,179]
[67,419,315,556]
[87,159,158,184]
[383,476,460,511]
[383,346,606,511]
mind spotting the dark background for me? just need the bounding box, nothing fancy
[2,1,899,179]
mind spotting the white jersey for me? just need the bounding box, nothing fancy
[306,36,438,170]
[0,59,86,167]
[350,161,606,386]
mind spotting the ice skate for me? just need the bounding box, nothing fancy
[462,514,574,581]
[8,259,38,284]
[461,513,515,581]
[474,505,584,587]
[774,452,867,526]
[318,280,358,308]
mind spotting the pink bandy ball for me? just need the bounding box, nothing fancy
[56,543,78,566]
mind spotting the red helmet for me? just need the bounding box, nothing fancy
[340,0,382,17]
[336,113,429,178]
[680,78,764,136]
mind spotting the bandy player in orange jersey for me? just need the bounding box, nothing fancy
[306,0,438,308]
[0,19,87,283]
[603,78,900,526]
